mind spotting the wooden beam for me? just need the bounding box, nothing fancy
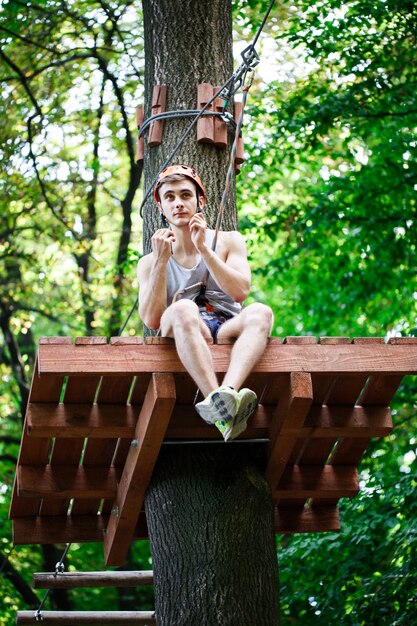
[17,466,119,499]
[275,504,340,533]
[266,372,313,490]
[104,373,176,567]
[274,465,359,500]
[27,403,138,438]
[302,405,392,437]
[25,402,392,440]
[37,342,417,375]
[13,515,107,545]
[32,570,154,589]
[16,611,156,625]
[13,512,149,546]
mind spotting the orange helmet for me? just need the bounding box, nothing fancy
[153,164,206,203]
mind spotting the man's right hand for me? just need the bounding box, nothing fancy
[151,228,175,264]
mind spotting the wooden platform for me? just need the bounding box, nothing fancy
[9,335,417,566]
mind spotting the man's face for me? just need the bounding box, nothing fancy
[158,179,203,226]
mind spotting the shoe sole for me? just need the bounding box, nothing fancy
[195,389,238,424]
[228,393,257,441]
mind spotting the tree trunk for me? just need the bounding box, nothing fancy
[141,1,280,624]
[145,445,279,626]
[142,0,237,252]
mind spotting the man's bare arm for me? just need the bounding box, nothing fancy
[137,229,174,329]
[197,230,251,302]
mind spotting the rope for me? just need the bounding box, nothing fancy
[34,543,71,622]
[139,110,236,138]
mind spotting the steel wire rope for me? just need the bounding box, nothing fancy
[34,543,71,622]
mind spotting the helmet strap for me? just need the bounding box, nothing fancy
[160,211,169,228]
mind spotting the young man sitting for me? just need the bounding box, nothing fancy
[137,164,273,440]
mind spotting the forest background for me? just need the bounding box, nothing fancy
[1,0,417,624]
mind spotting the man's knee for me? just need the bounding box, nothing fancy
[170,299,200,332]
[243,303,274,334]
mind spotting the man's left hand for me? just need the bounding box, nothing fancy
[189,213,208,252]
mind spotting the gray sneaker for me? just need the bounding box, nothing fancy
[195,385,239,425]
[228,388,258,440]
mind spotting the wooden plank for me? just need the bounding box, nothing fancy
[40,338,104,517]
[72,367,135,516]
[266,372,313,490]
[17,466,119,499]
[37,342,417,375]
[165,404,269,439]
[13,515,107,545]
[275,504,340,533]
[27,404,138,438]
[16,611,156,625]
[173,372,199,404]
[165,404,392,439]
[41,337,107,515]
[130,373,152,405]
[325,374,369,405]
[10,340,70,519]
[358,374,404,406]
[303,405,392,437]
[104,373,176,567]
[109,337,143,345]
[274,465,359,500]
[32,570,154,589]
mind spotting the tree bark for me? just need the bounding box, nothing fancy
[141,1,280,624]
[142,0,237,252]
[145,445,279,626]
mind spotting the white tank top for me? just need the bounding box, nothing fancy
[165,229,242,317]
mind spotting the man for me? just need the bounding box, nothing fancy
[137,164,273,441]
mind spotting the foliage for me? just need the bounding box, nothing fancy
[1,0,417,623]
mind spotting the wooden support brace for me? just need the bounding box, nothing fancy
[136,106,144,163]
[33,570,154,589]
[234,101,245,172]
[103,373,176,566]
[214,85,227,149]
[148,84,167,146]
[197,83,215,143]
[266,372,313,490]
[16,611,156,625]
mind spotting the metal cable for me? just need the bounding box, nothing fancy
[34,543,71,622]
[138,110,236,138]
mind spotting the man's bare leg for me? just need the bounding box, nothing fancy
[160,299,218,397]
[217,303,274,390]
